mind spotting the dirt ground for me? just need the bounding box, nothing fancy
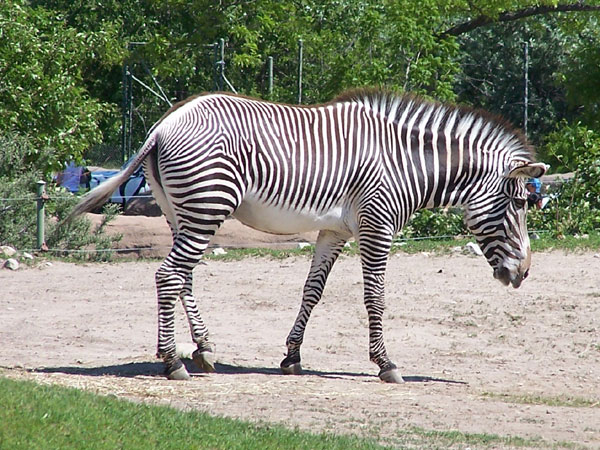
[1,216,599,448]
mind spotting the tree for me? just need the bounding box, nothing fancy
[561,18,600,128]
[0,1,123,172]
[439,1,600,38]
[454,11,600,167]
[7,0,600,172]
[455,17,572,144]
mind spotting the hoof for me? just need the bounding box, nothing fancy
[379,368,404,384]
[192,349,216,373]
[166,364,191,381]
[281,362,303,375]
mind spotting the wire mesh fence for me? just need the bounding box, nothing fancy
[1,178,561,261]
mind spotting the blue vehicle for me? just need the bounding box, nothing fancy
[57,157,150,207]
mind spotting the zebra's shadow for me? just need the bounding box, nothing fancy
[32,360,369,379]
[32,360,466,384]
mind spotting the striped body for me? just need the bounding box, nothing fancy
[71,89,547,381]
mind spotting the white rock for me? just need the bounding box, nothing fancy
[465,242,483,256]
[22,252,34,260]
[0,245,16,257]
[212,247,227,256]
[297,242,312,249]
[451,246,463,253]
[176,342,197,360]
[3,258,19,270]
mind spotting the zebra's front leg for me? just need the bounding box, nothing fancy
[359,232,404,383]
[281,231,347,375]
[180,273,216,373]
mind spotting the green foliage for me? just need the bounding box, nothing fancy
[529,121,600,236]
[543,120,600,173]
[1,0,600,248]
[402,208,468,238]
[0,1,121,173]
[560,17,600,128]
[0,133,121,259]
[46,196,121,262]
[0,134,48,249]
[453,10,600,157]
[3,0,599,172]
[456,17,567,146]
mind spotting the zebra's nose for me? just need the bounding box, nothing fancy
[493,267,511,286]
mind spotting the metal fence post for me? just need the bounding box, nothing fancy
[216,38,225,91]
[297,39,303,104]
[523,41,529,137]
[267,56,273,99]
[121,62,129,164]
[36,181,48,251]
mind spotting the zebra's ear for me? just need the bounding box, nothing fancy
[504,162,549,179]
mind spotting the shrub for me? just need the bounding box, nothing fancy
[401,208,467,239]
[530,121,600,236]
[0,133,121,260]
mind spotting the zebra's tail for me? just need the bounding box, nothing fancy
[66,134,157,222]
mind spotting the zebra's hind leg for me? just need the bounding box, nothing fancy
[180,273,216,373]
[155,234,211,380]
[281,230,348,375]
[358,230,404,384]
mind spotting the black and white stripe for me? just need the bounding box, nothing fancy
[71,89,547,382]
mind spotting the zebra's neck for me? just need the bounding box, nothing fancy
[370,96,530,215]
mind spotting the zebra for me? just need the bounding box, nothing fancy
[70,89,547,383]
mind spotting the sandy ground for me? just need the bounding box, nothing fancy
[1,216,599,448]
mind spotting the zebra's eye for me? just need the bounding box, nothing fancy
[513,198,526,209]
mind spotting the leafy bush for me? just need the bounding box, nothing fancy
[0,133,121,260]
[529,121,600,236]
[401,208,467,239]
[0,3,118,173]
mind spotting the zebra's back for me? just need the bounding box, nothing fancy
[154,94,387,236]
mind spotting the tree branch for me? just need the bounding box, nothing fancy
[439,2,600,38]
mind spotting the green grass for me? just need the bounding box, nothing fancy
[394,426,549,449]
[482,392,600,408]
[203,231,600,262]
[0,377,388,450]
[2,377,577,449]
[202,237,474,262]
[39,230,600,263]
[529,230,600,252]
[204,244,316,261]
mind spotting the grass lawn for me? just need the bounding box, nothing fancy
[0,376,389,450]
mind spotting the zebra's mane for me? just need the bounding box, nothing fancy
[332,88,534,160]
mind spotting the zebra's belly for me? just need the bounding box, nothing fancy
[233,196,349,235]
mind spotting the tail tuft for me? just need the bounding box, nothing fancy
[66,135,157,223]
[65,174,125,223]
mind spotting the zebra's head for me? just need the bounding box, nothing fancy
[464,161,548,288]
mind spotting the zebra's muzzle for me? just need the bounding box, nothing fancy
[493,266,524,289]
